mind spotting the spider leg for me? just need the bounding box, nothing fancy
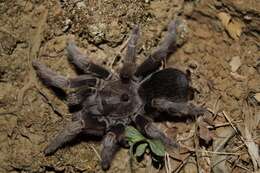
[119,25,140,81]
[44,120,85,155]
[152,98,206,118]
[33,61,100,89]
[67,42,111,79]
[101,124,124,170]
[133,114,178,148]
[135,19,182,79]
[45,112,105,155]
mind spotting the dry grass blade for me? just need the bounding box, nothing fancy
[223,110,260,171]
[165,152,171,173]
[36,88,64,118]
[173,153,192,173]
[90,144,101,161]
[194,120,201,172]
[244,126,260,171]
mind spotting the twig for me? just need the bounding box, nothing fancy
[180,143,242,156]
[165,152,171,173]
[222,111,240,135]
[226,159,252,172]
[36,88,63,118]
[177,128,195,141]
[194,119,201,172]
[109,36,131,68]
[230,155,240,172]
[230,143,245,152]
[204,150,244,156]
[212,95,221,119]
[173,153,192,173]
[90,144,101,161]
[207,120,242,129]
[214,127,236,152]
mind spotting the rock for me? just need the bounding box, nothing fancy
[229,56,241,72]
[76,1,86,9]
[87,23,106,45]
[183,43,195,54]
[176,19,189,46]
[183,2,195,16]
[188,60,198,69]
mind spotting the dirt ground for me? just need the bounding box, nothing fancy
[0,0,259,172]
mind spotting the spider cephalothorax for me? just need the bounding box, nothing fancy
[33,19,204,170]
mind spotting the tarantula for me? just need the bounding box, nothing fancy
[33,19,204,170]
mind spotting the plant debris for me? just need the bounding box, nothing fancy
[125,126,166,157]
[217,12,244,40]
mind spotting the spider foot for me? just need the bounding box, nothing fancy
[133,115,179,149]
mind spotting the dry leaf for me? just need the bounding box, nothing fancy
[244,126,260,170]
[254,93,260,103]
[217,12,244,40]
[229,56,241,72]
[197,117,213,144]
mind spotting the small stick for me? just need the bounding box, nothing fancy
[165,152,172,173]
[109,36,131,68]
[194,119,202,172]
[207,120,242,129]
[90,144,101,161]
[37,88,64,118]
[222,111,240,135]
[173,153,192,173]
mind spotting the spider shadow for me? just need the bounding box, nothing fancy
[145,107,198,123]
[133,142,164,169]
[45,86,67,101]
[57,133,103,152]
[153,112,197,123]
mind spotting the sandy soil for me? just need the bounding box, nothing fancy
[0,0,259,172]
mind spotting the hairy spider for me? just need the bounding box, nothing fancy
[33,19,204,170]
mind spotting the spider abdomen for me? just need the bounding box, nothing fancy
[138,68,190,103]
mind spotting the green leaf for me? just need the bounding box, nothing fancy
[147,139,165,157]
[125,126,146,144]
[135,143,148,157]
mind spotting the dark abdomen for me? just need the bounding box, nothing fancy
[138,68,190,104]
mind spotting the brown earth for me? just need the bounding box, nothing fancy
[0,0,259,173]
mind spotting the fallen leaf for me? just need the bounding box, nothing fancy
[197,116,213,144]
[244,126,260,170]
[229,56,241,72]
[217,12,244,40]
[254,93,260,103]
